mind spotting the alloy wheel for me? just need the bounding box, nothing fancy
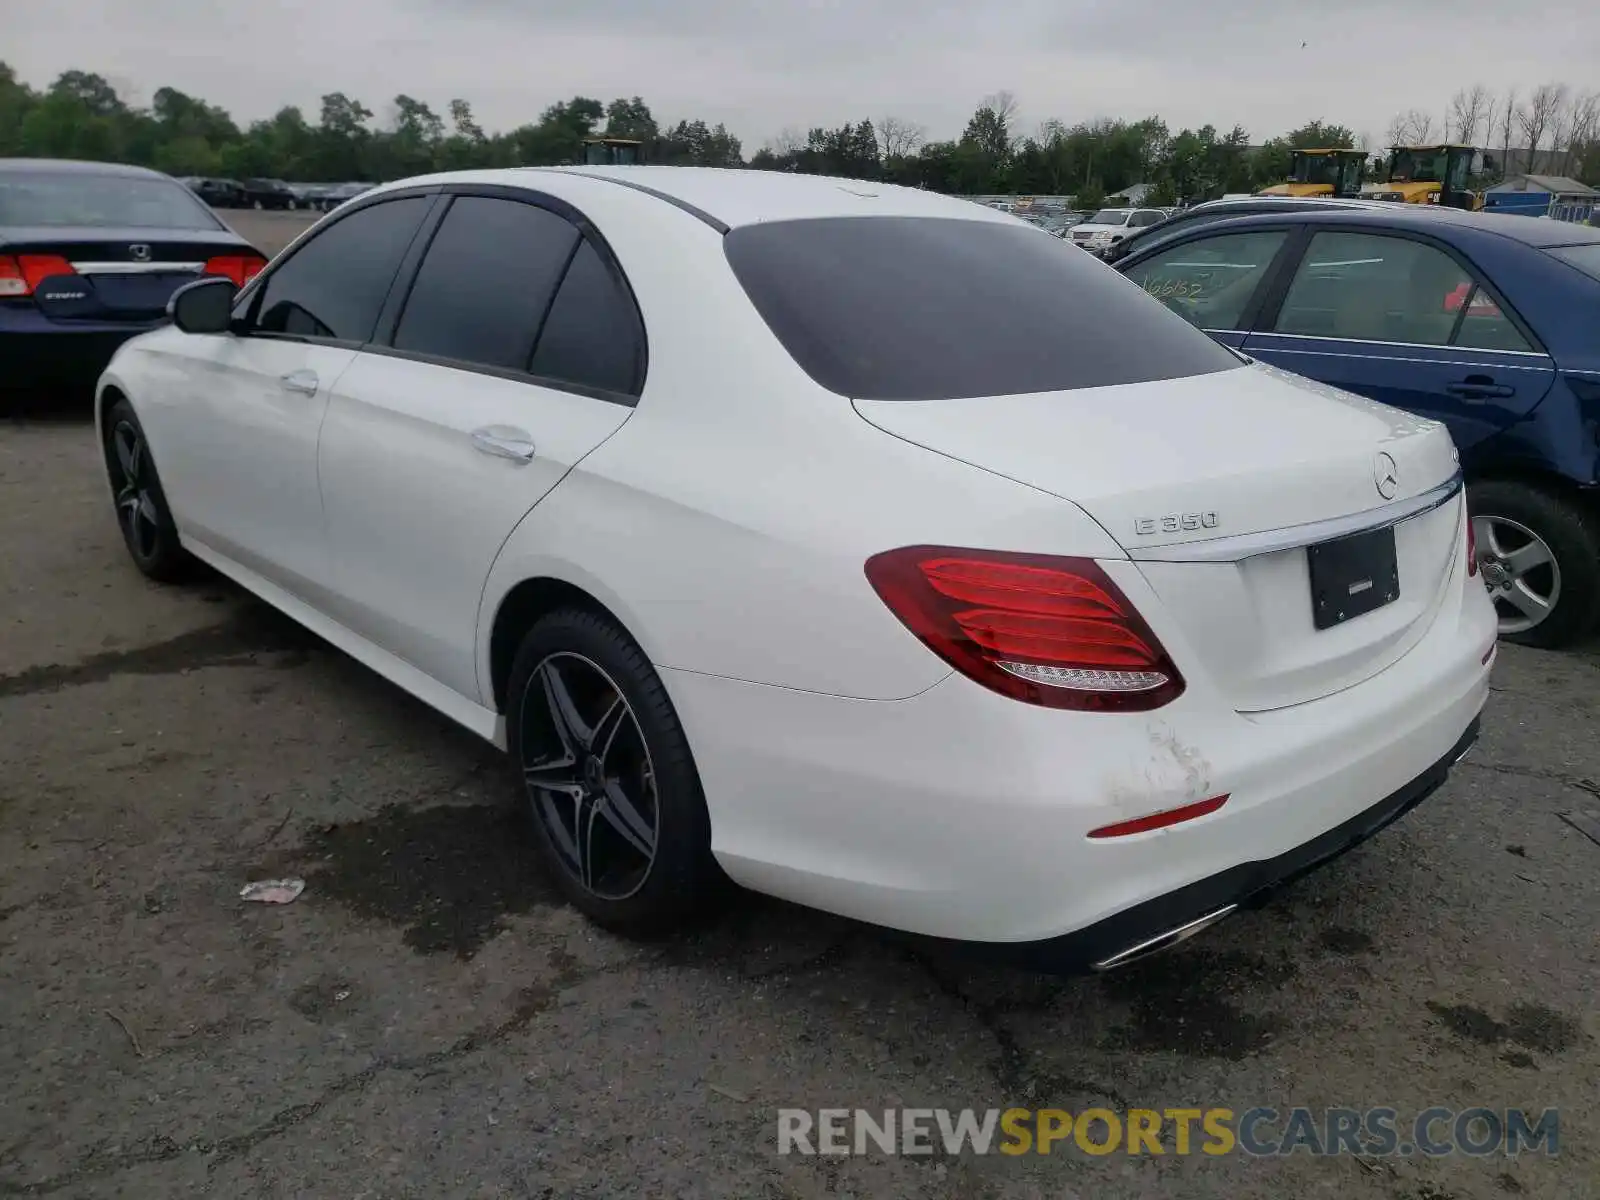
[110,421,162,561]
[519,652,659,900]
[1473,514,1561,635]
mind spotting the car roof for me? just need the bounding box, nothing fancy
[1145,204,1600,249]
[0,157,171,180]
[371,166,1020,231]
[1188,196,1397,213]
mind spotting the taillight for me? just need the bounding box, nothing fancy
[1465,513,1478,577]
[863,546,1186,712]
[204,255,268,287]
[0,254,75,297]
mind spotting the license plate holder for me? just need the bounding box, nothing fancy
[1307,526,1399,630]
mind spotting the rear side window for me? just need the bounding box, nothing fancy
[1273,231,1471,346]
[256,196,427,341]
[1548,243,1600,284]
[393,197,579,370]
[723,217,1240,400]
[528,240,644,396]
[1122,230,1289,331]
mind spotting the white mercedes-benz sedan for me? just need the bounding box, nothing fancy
[96,167,1497,971]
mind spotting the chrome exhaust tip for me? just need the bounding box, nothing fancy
[1090,904,1239,972]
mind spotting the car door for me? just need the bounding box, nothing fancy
[1241,228,1557,453]
[316,190,642,701]
[1118,226,1296,351]
[165,193,435,602]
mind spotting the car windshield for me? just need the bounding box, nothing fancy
[1088,209,1132,225]
[724,215,1241,401]
[1547,243,1600,283]
[1289,154,1343,185]
[0,172,219,229]
[1389,148,1448,184]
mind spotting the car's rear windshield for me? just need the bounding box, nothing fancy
[1088,210,1132,225]
[1547,243,1600,284]
[723,216,1241,401]
[0,173,220,229]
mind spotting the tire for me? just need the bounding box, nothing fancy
[252,199,264,210]
[103,398,192,583]
[1468,479,1600,649]
[505,608,724,934]
[286,199,297,211]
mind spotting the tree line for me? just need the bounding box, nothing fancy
[3,64,1597,208]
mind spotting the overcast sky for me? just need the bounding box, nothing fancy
[10,0,1600,149]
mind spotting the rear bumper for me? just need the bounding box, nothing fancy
[0,309,160,391]
[662,529,1495,961]
[957,716,1479,972]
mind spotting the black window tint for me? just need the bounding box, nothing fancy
[528,239,643,395]
[724,216,1240,400]
[256,197,426,341]
[1123,230,1289,331]
[1274,231,1471,346]
[393,197,579,370]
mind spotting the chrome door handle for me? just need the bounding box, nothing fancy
[279,369,319,396]
[470,426,537,462]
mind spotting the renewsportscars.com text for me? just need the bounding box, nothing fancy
[777,1107,1559,1158]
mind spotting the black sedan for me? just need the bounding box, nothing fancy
[1,159,267,398]
[239,178,299,210]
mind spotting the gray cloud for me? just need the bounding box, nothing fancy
[9,0,1600,150]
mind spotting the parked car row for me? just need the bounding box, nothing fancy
[177,177,374,211]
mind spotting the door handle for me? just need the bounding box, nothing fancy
[1445,375,1514,402]
[470,426,537,462]
[279,369,319,396]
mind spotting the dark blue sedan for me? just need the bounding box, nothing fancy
[1,159,267,400]
[1115,205,1600,648]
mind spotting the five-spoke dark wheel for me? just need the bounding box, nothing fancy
[103,398,190,582]
[507,608,722,933]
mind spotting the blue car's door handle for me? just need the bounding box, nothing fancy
[1446,377,1515,401]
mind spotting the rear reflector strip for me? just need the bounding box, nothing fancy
[1087,794,1229,839]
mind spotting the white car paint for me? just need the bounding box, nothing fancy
[1069,207,1170,252]
[97,166,1495,958]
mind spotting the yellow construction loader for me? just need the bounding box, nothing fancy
[1256,149,1369,198]
[1367,144,1485,210]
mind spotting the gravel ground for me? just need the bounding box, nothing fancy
[1,211,1597,1198]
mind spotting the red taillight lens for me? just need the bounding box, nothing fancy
[864,546,1186,712]
[203,255,268,287]
[1465,513,1478,577]
[0,254,76,297]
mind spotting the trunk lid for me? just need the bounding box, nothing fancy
[2,226,256,322]
[853,362,1465,712]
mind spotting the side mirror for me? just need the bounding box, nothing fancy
[168,276,236,334]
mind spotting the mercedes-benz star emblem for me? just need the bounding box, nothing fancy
[1373,452,1399,500]
[129,244,152,262]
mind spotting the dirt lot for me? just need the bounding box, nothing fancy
[2,215,1598,1198]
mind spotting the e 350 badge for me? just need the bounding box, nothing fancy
[1135,512,1220,536]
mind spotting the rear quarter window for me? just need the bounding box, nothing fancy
[723,216,1241,401]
